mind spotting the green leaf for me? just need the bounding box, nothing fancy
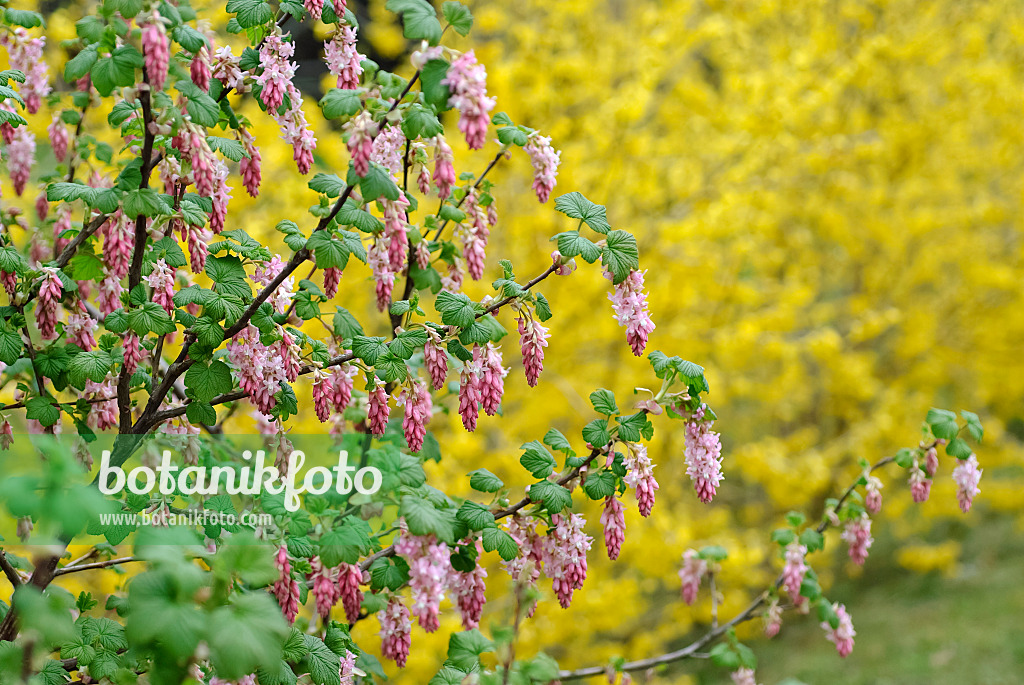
[400,495,455,542]
[332,307,363,339]
[369,557,409,592]
[441,1,472,35]
[589,389,618,415]
[553,191,611,234]
[319,88,362,119]
[67,251,106,282]
[945,437,973,459]
[124,188,170,218]
[301,635,341,685]
[616,412,651,442]
[960,410,983,442]
[419,58,451,111]
[519,440,556,478]
[480,526,518,561]
[445,629,494,671]
[390,328,428,360]
[306,231,350,269]
[555,230,601,263]
[207,136,247,162]
[926,408,959,441]
[582,419,610,448]
[67,350,113,386]
[0,328,23,365]
[351,335,388,365]
[355,163,401,200]
[318,521,371,567]
[4,9,44,28]
[105,0,143,19]
[186,401,216,425]
[581,471,616,500]
[172,25,207,52]
[192,316,225,348]
[208,594,288,681]
[26,397,61,426]
[91,46,144,97]
[799,529,824,553]
[528,480,572,513]
[771,528,796,546]
[401,103,443,140]
[456,501,495,531]
[336,202,383,233]
[468,468,502,493]
[184,360,233,402]
[65,47,99,83]
[435,291,478,327]
[226,0,273,29]
[602,230,640,284]
[309,173,346,197]
[542,428,575,456]
[127,302,176,335]
[385,0,442,44]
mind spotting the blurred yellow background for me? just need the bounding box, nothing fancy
[5,0,1024,683]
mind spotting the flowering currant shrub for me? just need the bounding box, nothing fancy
[0,1,987,684]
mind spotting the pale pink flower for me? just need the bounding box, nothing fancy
[441,50,495,150]
[683,405,723,504]
[146,259,176,315]
[864,474,883,514]
[325,25,363,89]
[256,34,295,112]
[330,364,355,412]
[372,124,406,179]
[2,30,50,114]
[731,668,760,685]
[447,547,487,630]
[8,126,35,196]
[763,597,783,637]
[909,463,931,503]
[396,379,432,453]
[66,302,97,350]
[605,268,655,356]
[367,240,394,311]
[346,111,376,177]
[395,529,450,632]
[210,160,231,234]
[85,379,118,430]
[48,115,69,163]
[782,542,807,604]
[623,443,659,517]
[381,191,410,270]
[544,513,592,608]
[309,556,341,619]
[841,514,873,565]
[458,352,482,432]
[367,378,390,435]
[432,135,456,199]
[822,603,855,657]
[36,267,63,340]
[952,454,982,513]
[96,269,124,315]
[378,596,411,667]
[524,134,560,203]
[211,46,248,93]
[252,255,295,314]
[678,549,706,605]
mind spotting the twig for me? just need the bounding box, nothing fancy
[53,556,137,577]
[433,149,506,241]
[0,550,22,587]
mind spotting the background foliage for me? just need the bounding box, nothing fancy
[4,0,1023,682]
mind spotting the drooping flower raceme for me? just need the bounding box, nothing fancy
[600,495,626,560]
[441,50,495,150]
[36,267,63,340]
[337,562,363,624]
[396,379,432,453]
[272,546,301,624]
[367,377,390,435]
[764,597,783,637]
[731,668,761,685]
[477,343,506,416]
[447,544,487,630]
[458,353,482,432]
[378,596,411,667]
[864,474,883,514]
[524,134,561,203]
[141,14,170,91]
[394,529,450,632]
[325,25,364,89]
[432,135,456,199]
[952,454,982,513]
[622,442,659,517]
[515,306,550,387]
[8,126,35,196]
[822,603,856,657]
[309,556,341,619]
[190,46,211,91]
[423,328,448,390]
[146,259,176,315]
[782,542,808,605]
[544,513,592,609]
[346,111,376,177]
[48,115,69,163]
[909,461,931,503]
[683,405,723,504]
[841,514,873,565]
[678,549,707,605]
[605,268,655,356]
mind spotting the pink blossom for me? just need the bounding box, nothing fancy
[458,353,482,432]
[36,267,63,340]
[441,50,495,150]
[146,259,176,314]
[822,603,856,657]
[339,650,356,685]
[864,474,883,514]
[173,122,217,197]
[372,125,406,179]
[184,222,209,274]
[600,496,626,560]
[841,514,873,565]
[909,464,931,503]
[272,546,301,623]
[0,420,12,450]
[477,343,506,416]
[924,446,939,476]
[238,126,262,197]
[211,46,249,93]
[85,379,118,430]
[53,205,72,255]
[337,562,363,623]
[48,115,69,163]
[330,364,355,411]
[731,668,760,685]
[277,331,302,383]
[210,160,231,233]
[378,596,411,667]
[432,136,456,199]
[256,34,295,112]
[313,370,333,422]
[346,112,377,177]
[35,190,48,222]
[503,515,546,593]
[304,0,324,21]
[683,405,723,503]
[460,190,490,281]
[191,46,211,91]
[396,379,432,453]
[516,311,549,387]
[764,597,783,637]
[448,557,487,630]
[605,268,655,356]
[367,240,394,312]
[123,333,143,376]
[252,255,295,314]
[544,513,592,608]
[424,328,448,390]
[96,269,124,315]
[228,325,289,414]
[524,134,560,203]
[8,126,35,196]
[782,542,808,604]
[952,454,982,513]
[367,378,390,435]
[395,529,450,632]
[325,26,364,89]
[309,556,341,619]
[66,302,97,350]
[381,191,410,271]
[678,549,707,605]
[623,442,659,517]
[1,270,15,298]
[142,15,170,91]
[323,266,342,298]
[2,30,50,114]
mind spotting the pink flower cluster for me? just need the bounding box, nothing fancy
[142,14,170,91]
[605,268,655,356]
[48,115,69,163]
[600,495,626,560]
[309,556,342,618]
[66,302,97,350]
[864,474,883,513]
[683,405,723,504]
[441,51,496,150]
[424,328,448,390]
[841,514,873,565]
[524,134,561,203]
[432,136,456,199]
[396,379,432,452]
[782,542,808,605]
[378,596,411,667]
[123,333,143,376]
[8,127,35,196]
[367,377,390,435]
[325,25,364,89]
[952,454,982,513]
[516,310,549,387]
[458,353,482,432]
[622,442,659,517]
[172,121,218,197]
[36,267,63,340]
[272,547,301,623]
[448,557,487,630]
[86,379,118,431]
[146,259,176,314]
[367,240,394,312]
[191,46,211,92]
[256,34,316,173]
[346,111,377,177]
[2,29,50,114]
[103,212,134,278]
[394,529,450,632]
[545,513,592,608]
[678,549,707,604]
[252,255,295,314]
[238,125,262,197]
[337,562,364,623]
[476,343,506,416]
[763,597,783,637]
[731,668,761,685]
[460,189,492,281]
[822,603,856,657]
[227,325,290,415]
[211,46,249,93]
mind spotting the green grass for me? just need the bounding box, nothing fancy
[684,516,1024,684]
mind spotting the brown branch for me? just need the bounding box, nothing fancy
[433,149,506,241]
[52,556,137,577]
[0,550,22,587]
[0,554,60,641]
